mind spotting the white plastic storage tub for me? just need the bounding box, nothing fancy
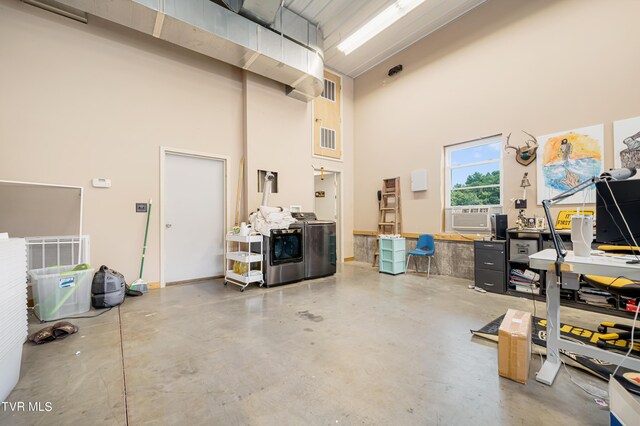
[0,237,28,402]
[0,338,24,402]
[28,265,94,321]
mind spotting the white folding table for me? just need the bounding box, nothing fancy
[529,249,640,385]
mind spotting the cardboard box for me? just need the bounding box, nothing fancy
[610,376,640,425]
[498,309,532,384]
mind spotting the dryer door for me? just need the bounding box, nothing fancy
[270,229,303,265]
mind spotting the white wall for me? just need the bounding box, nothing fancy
[0,0,244,283]
[244,71,355,259]
[245,73,315,212]
[0,0,355,283]
[354,0,640,234]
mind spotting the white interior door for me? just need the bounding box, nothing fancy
[314,173,337,220]
[165,153,224,283]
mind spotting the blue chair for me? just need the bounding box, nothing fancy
[405,234,435,278]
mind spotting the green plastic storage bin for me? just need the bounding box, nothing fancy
[378,237,406,275]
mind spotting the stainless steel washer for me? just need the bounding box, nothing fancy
[292,212,337,279]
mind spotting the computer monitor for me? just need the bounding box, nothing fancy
[595,179,640,244]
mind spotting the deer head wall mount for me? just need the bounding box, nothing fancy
[505,131,539,166]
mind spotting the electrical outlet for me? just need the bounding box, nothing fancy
[136,203,148,213]
[515,199,527,209]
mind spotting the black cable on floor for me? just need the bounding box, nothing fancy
[36,306,114,323]
[117,304,130,426]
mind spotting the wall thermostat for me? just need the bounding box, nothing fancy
[92,178,111,188]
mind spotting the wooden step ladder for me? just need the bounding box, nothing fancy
[373,177,402,266]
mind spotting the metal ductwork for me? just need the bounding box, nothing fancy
[40,0,324,101]
[240,0,281,25]
[219,0,241,13]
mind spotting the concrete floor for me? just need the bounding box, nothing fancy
[1,262,618,425]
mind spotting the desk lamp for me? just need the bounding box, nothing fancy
[542,168,637,278]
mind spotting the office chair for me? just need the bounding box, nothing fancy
[405,234,435,278]
[582,244,640,350]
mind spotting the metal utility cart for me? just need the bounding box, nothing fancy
[224,232,263,292]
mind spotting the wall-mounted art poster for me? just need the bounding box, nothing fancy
[536,124,604,205]
[614,117,640,177]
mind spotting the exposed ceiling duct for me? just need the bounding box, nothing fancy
[240,0,282,25]
[37,0,324,101]
[219,0,241,13]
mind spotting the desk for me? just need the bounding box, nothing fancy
[529,249,640,385]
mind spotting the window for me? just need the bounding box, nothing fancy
[320,127,336,150]
[445,135,502,207]
[321,79,336,102]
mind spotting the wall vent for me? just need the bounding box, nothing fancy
[322,79,336,102]
[320,127,336,150]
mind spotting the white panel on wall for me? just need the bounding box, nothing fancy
[0,237,28,402]
[411,169,428,192]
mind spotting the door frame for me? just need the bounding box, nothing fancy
[313,168,343,264]
[160,147,229,288]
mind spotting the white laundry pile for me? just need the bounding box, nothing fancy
[250,206,297,236]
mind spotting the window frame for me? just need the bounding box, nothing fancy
[444,135,503,208]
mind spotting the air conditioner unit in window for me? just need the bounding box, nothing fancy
[447,207,502,232]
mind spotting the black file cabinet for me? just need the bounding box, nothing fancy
[474,240,507,294]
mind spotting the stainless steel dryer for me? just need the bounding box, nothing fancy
[292,212,337,279]
[262,224,305,287]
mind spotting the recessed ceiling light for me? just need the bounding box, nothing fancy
[337,0,426,55]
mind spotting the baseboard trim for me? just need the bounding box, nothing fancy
[165,276,224,286]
